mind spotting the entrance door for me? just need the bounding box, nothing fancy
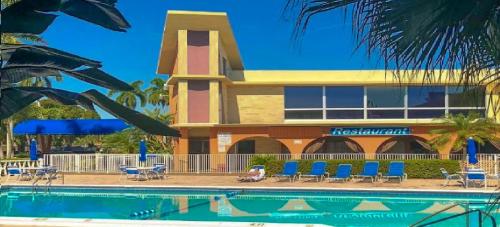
[188,138,210,172]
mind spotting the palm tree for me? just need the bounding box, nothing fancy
[429,112,499,155]
[145,77,168,108]
[287,0,499,87]
[108,80,147,109]
[0,0,179,136]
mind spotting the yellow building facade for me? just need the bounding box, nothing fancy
[158,11,499,158]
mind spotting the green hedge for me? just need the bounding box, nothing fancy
[249,156,460,179]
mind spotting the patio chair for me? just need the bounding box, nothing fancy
[440,168,463,186]
[6,166,31,181]
[300,161,327,182]
[34,167,50,180]
[328,164,352,182]
[273,161,299,182]
[119,164,128,180]
[354,161,380,183]
[43,166,59,180]
[382,161,407,183]
[238,165,265,182]
[465,171,487,189]
[126,167,147,181]
[148,164,167,179]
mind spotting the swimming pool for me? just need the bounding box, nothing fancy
[0,186,498,226]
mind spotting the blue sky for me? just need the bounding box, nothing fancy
[43,0,381,118]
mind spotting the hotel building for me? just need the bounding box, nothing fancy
[157,11,499,159]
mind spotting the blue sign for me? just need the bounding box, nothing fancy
[331,127,410,136]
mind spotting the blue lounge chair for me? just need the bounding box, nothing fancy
[148,164,167,179]
[328,164,352,182]
[355,161,379,182]
[126,167,147,181]
[300,161,327,182]
[382,161,406,183]
[273,161,299,182]
[119,164,128,180]
[6,166,31,181]
[465,170,487,189]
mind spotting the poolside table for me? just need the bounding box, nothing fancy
[136,166,156,179]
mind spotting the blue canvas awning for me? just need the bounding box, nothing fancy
[14,119,129,135]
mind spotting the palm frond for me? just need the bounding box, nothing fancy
[288,0,499,85]
[1,0,130,34]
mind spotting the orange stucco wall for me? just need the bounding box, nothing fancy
[174,125,456,156]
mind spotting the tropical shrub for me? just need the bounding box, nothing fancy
[249,157,460,179]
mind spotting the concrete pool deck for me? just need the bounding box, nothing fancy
[1,174,499,192]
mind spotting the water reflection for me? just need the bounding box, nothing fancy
[0,189,498,226]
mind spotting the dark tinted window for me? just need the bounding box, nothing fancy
[285,110,323,119]
[448,86,485,107]
[367,110,405,119]
[327,110,364,119]
[408,86,445,107]
[449,109,485,117]
[408,109,445,119]
[285,87,323,108]
[367,87,405,108]
[325,86,364,108]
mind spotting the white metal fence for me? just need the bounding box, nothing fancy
[37,153,500,175]
[0,159,43,176]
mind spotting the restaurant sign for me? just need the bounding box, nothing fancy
[331,127,410,136]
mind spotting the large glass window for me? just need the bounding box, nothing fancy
[408,86,445,107]
[284,86,322,108]
[367,87,405,108]
[283,85,486,120]
[327,110,364,119]
[325,86,364,108]
[285,110,323,119]
[448,86,485,107]
[408,109,445,119]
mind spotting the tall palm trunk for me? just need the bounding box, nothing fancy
[5,118,14,158]
[0,140,4,159]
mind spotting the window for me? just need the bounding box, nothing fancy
[285,110,323,119]
[285,87,322,108]
[326,86,363,108]
[283,85,486,120]
[367,87,405,108]
[448,86,486,117]
[407,86,445,118]
[284,87,323,119]
[326,86,364,119]
[408,86,445,107]
[367,87,405,119]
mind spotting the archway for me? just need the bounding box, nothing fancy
[302,136,364,154]
[226,137,290,173]
[376,136,437,154]
[227,137,290,155]
[450,140,500,154]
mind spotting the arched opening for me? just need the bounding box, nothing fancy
[376,136,437,154]
[451,140,500,154]
[302,136,364,154]
[227,137,290,155]
[226,137,290,173]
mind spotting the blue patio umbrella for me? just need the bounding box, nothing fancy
[139,140,147,162]
[467,137,478,164]
[30,139,38,161]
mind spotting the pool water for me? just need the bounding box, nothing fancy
[0,186,498,226]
